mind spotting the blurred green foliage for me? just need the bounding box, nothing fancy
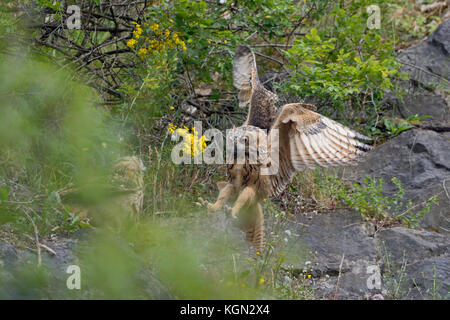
[0,50,124,235]
[0,45,312,300]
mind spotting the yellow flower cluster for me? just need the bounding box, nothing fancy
[126,38,138,49]
[150,23,159,31]
[126,20,187,57]
[171,32,187,51]
[168,123,207,157]
[133,22,143,39]
[137,48,147,56]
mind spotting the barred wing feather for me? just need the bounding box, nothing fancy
[267,103,372,197]
[232,45,258,108]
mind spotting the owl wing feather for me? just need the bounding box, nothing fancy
[232,45,258,108]
[267,103,372,197]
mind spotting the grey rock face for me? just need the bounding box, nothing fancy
[397,19,449,88]
[431,19,450,55]
[287,210,380,299]
[286,212,450,299]
[0,241,18,267]
[0,231,171,299]
[345,129,450,234]
[376,227,449,299]
[376,227,449,263]
[387,85,449,125]
[386,19,449,126]
[404,254,450,299]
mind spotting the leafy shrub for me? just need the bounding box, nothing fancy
[283,1,405,130]
[337,176,437,227]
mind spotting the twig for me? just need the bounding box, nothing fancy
[24,234,57,256]
[333,254,345,300]
[251,44,293,48]
[398,60,449,83]
[370,90,380,128]
[254,52,290,74]
[408,132,419,179]
[39,243,57,256]
[23,211,41,267]
[244,31,257,41]
[395,195,438,219]
[420,1,447,13]
[443,179,450,202]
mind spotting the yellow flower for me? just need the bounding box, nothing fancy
[167,123,177,133]
[150,23,159,31]
[169,105,175,110]
[133,25,143,39]
[307,274,312,279]
[137,48,147,56]
[126,38,137,49]
[256,251,260,256]
[259,278,265,285]
[168,125,207,157]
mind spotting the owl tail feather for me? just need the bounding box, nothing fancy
[246,222,265,252]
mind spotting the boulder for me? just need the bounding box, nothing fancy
[376,227,449,263]
[287,210,380,299]
[387,86,449,125]
[397,19,449,88]
[375,227,450,299]
[403,254,450,299]
[386,19,449,125]
[344,129,450,234]
[286,212,450,299]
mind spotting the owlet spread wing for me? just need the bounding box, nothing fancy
[232,45,257,108]
[266,103,372,197]
[233,45,279,129]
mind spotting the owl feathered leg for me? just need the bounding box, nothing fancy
[199,181,234,214]
[244,202,265,252]
[230,186,266,251]
[230,186,257,218]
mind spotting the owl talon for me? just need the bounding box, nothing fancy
[198,197,215,214]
